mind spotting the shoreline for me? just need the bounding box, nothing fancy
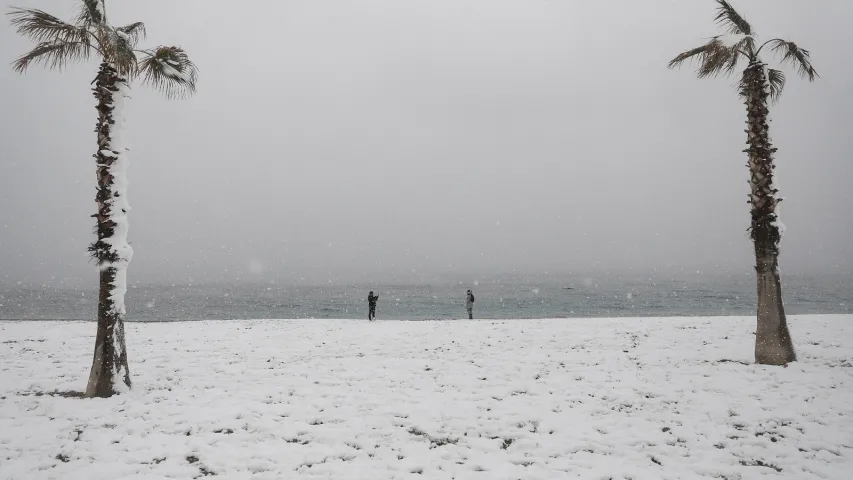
[1,313,851,323]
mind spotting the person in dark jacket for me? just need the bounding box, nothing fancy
[368,291,379,321]
[466,289,475,319]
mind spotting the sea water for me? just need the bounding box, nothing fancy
[1,272,849,322]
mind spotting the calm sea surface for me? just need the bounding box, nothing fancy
[1,273,850,322]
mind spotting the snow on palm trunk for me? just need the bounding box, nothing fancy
[743,61,796,366]
[85,62,133,398]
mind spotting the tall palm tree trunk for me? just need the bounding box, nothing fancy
[743,61,796,365]
[85,61,133,397]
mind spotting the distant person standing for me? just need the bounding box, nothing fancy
[368,291,379,321]
[465,289,475,319]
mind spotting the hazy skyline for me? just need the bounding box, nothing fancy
[1,0,852,287]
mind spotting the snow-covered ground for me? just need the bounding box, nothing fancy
[1,316,852,480]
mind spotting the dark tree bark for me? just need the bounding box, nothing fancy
[742,61,796,366]
[85,62,132,397]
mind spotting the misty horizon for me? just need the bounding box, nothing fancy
[3,266,850,291]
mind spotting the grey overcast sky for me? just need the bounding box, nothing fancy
[0,0,851,286]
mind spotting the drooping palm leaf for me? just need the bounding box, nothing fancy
[138,46,198,99]
[8,8,90,44]
[697,38,736,78]
[732,35,756,57]
[714,0,752,35]
[721,35,755,74]
[669,37,740,79]
[669,37,724,70]
[12,39,90,73]
[668,44,713,69]
[102,27,138,76]
[116,22,146,47]
[768,39,818,81]
[75,0,104,26]
[767,69,786,102]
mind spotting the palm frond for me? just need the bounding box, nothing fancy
[699,41,736,78]
[12,39,90,73]
[732,35,755,57]
[8,7,90,44]
[714,0,752,35]
[668,37,724,71]
[116,22,146,46]
[669,37,738,79]
[723,50,740,76]
[767,68,786,102]
[101,27,138,77]
[137,46,198,99]
[75,0,104,25]
[668,44,711,69]
[768,39,818,81]
[720,35,755,74]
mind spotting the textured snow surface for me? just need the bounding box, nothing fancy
[1,316,852,479]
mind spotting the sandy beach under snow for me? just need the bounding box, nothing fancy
[1,315,852,479]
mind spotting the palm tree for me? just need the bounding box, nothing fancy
[9,0,198,396]
[669,0,817,365]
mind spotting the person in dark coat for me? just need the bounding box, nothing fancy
[466,289,475,319]
[368,291,379,321]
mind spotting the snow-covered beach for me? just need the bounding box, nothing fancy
[2,315,852,479]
